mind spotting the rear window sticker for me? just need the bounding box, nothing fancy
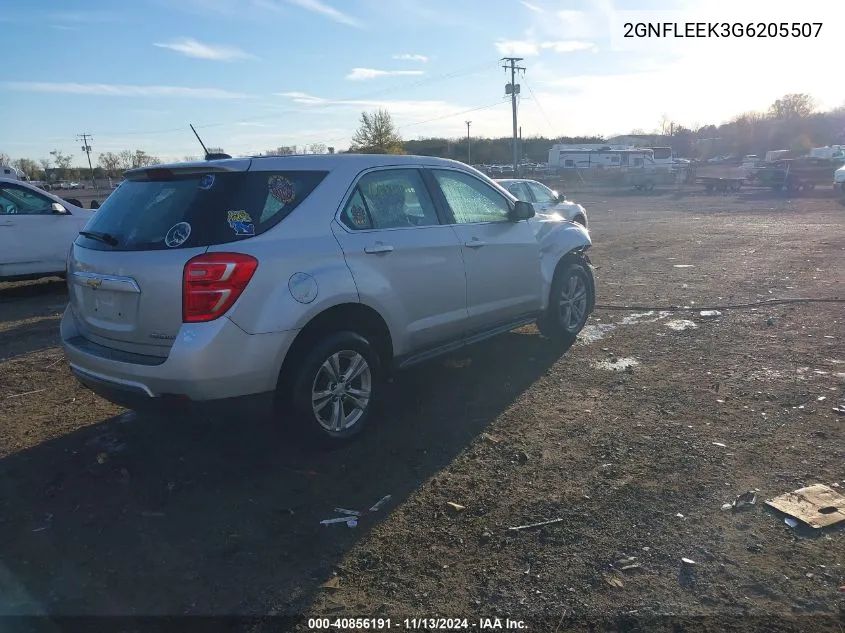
[351,204,368,227]
[198,174,215,190]
[164,222,192,248]
[227,210,255,236]
[268,175,296,204]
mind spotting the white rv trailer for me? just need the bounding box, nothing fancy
[548,146,656,169]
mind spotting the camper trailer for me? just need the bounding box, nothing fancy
[547,145,677,190]
[1,165,22,180]
[548,146,658,170]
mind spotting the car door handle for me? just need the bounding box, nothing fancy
[364,243,394,254]
[464,239,487,248]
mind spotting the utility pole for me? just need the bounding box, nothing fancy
[502,57,525,177]
[77,133,95,190]
[465,120,472,164]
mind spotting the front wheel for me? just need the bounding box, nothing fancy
[290,331,382,446]
[537,260,594,345]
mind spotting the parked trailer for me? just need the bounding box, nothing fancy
[698,176,744,192]
[755,158,844,193]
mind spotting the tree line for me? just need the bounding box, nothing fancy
[346,93,845,163]
[3,93,842,179]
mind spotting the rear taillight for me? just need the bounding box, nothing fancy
[182,253,258,323]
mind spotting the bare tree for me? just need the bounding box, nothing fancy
[131,150,161,168]
[350,109,404,154]
[0,151,10,166]
[12,158,41,180]
[263,146,296,156]
[117,150,133,171]
[308,143,327,155]
[39,157,51,172]
[49,149,73,170]
[768,93,816,119]
[98,152,121,177]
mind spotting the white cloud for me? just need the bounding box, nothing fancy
[2,82,251,100]
[393,53,428,62]
[276,91,329,105]
[153,38,257,61]
[495,40,539,56]
[540,40,597,53]
[346,68,425,81]
[287,0,363,28]
[520,1,542,12]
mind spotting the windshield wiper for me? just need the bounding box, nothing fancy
[79,230,119,246]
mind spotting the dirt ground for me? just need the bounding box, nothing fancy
[1,185,843,632]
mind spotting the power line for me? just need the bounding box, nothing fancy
[522,78,557,138]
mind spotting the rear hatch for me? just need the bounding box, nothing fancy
[68,161,327,357]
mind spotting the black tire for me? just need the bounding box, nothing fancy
[537,260,593,345]
[573,215,587,227]
[643,180,655,191]
[289,331,382,446]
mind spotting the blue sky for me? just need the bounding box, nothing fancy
[1,0,840,166]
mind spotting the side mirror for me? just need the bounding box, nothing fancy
[50,202,69,214]
[509,200,535,221]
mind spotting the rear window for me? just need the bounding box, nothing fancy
[76,170,327,251]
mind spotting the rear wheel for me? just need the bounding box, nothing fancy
[537,260,593,345]
[289,331,382,446]
[573,214,587,227]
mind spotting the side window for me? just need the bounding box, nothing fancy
[342,169,439,230]
[340,188,373,230]
[505,182,532,202]
[564,159,575,168]
[432,170,510,224]
[527,181,556,204]
[0,185,54,215]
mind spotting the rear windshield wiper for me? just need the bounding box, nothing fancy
[79,230,119,246]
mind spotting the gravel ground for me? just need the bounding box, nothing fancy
[1,186,843,632]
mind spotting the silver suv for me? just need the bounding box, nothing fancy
[61,155,595,443]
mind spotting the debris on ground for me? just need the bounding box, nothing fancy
[729,490,758,511]
[509,518,565,532]
[699,310,722,318]
[594,357,639,371]
[665,319,697,331]
[446,502,466,512]
[765,484,845,529]
[712,442,727,448]
[603,575,624,588]
[369,495,391,512]
[784,518,799,528]
[321,494,392,527]
[320,576,341,590]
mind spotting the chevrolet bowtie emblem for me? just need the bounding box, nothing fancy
[85,278,103,289]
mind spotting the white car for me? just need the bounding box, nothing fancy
[495,178,588,228]
[0,177,95,281]
[834,165,845,194]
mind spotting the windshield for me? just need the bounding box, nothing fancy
[76,170,326,251]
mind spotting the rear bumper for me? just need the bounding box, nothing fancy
[61,306,298,408]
